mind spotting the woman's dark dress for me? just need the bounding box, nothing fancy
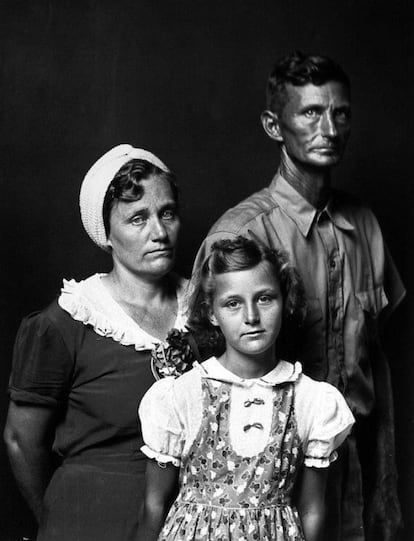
[8,274,188,541]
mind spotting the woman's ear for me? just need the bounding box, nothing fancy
[261,110,284,143]
[209,312,219,327]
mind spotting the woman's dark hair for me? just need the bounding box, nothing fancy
[102,159,178,237]
[187,236,306,359]
[266,50,351,115]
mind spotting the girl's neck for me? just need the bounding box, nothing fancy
[279,147,331,210]
[218,347,278,380]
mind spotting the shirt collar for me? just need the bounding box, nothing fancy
[269,172,354,237]
[197,357,302,388]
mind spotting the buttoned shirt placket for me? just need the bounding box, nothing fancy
[316,210,346,393]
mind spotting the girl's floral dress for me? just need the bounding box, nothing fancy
[139,358,354,540]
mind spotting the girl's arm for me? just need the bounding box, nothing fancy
[297,466,328,541]
[137,459,179,541]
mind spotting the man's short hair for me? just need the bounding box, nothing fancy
[266,50,351,115]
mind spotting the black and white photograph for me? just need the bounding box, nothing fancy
[0,2,412,540]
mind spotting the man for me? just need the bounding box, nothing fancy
[193,51,405,540]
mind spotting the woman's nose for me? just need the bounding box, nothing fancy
[150,217,168,240]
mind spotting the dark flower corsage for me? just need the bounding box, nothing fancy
[151,329,199,380]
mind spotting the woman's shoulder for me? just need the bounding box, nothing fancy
[18,297,81,338]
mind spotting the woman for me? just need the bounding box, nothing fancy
[3,144,188,541]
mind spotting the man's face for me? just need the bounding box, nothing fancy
[276,81,351,169]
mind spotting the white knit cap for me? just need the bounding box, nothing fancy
[79,144,170,250]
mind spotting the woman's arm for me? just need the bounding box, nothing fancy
[3,401,57,523]
[137,459,179,541]
[296,466,328,541]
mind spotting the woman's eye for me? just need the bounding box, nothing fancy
[131,215,146,225]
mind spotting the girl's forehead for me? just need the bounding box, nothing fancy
[213,261,280,294]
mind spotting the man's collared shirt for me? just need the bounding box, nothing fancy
[193,173,405,417]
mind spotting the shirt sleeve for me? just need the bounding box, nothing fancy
[382,243,406,316]
[8,310,75,406]
[304,382,355,468]
[139,377,185,467]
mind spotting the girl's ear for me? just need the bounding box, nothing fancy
[209,312,219,327]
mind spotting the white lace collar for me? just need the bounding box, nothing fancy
[58,273,188,351]
[197,357,302,387]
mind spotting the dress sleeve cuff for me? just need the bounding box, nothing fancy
[140,445,181,468]
[304,450,338,468]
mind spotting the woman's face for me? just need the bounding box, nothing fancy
[107,175,180,281]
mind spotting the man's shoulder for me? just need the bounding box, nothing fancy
[209,185,278,236]
[333,189,378,223]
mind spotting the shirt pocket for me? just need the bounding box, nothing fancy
[355,285,388,319]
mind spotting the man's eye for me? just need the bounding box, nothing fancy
[304,108,317,117]
[162,209,176,220]
[335,109,351,123]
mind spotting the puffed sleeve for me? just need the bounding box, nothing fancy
[9,310,75,406]
[303,382,355,468]
[139,377,184,467]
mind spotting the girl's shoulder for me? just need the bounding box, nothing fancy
[294,372,355,440]
[141,363,204,411]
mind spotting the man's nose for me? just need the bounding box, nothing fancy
[244,302,260,325]
[321,111,338,138]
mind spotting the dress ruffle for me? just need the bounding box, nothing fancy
[58,273,188,351]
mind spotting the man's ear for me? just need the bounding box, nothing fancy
[261,110,283,143]
[209,312,219,327]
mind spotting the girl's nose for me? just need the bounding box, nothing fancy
[244,303,260,325]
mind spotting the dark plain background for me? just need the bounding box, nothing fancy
[0,1,412,540]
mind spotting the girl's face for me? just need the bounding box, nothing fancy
[210,261,283,360]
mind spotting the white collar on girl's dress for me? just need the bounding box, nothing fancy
[58,273,188,351]
[196,356,302,387]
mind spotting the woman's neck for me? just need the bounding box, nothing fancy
[279,147,331,210]
[218,347,278,380]
[101,266,178,340]
[104,265,175,305]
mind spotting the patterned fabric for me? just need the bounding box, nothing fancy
[159,378,305,541]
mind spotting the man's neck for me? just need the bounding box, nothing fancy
[279,148,331,210]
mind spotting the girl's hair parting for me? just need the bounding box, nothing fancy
[187,235,306,359]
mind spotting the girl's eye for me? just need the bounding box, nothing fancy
[258,295,274,304]
[225,300,241,310]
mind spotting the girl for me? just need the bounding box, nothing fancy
[137,236,354,541]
